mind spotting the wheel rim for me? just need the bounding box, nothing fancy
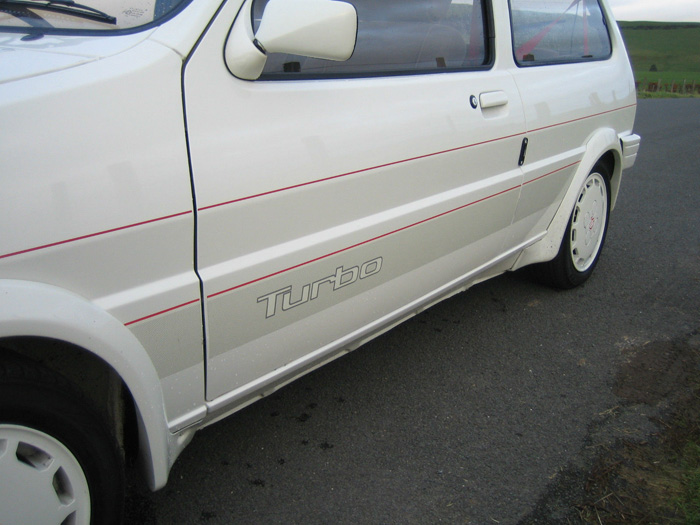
[569,172,608,272]
[0,424,91,525]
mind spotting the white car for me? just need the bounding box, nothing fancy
[0,0,640,522]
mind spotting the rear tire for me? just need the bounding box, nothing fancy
[534,163,611,289]
[0,357,124,525]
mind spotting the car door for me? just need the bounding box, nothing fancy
[183,0,527,402]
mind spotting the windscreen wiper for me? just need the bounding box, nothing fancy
[0,0,116,24]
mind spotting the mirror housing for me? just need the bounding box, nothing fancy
[225,0,357,81]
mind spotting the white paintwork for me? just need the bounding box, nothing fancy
[621,133,642,169]
[0,0,640,514]
[226,0,357,80]
[255,0,357,59]
[184,0,526,400]
[0,31,153,84]
[224,0,268,80]
[0,33,203,488]
[479,90,509,108]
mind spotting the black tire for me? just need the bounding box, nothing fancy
[533,163,611,289]
[0,357,125,525]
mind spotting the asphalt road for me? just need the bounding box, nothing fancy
[128,99,700,524]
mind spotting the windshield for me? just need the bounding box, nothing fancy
[0,0,186,31]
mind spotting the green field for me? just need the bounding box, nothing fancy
[618,22,700,95]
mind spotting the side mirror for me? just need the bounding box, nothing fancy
[225,0,357,80]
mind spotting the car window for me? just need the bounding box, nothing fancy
[509,0,611,66]
[252,0,490,78]
[0,0,189,32]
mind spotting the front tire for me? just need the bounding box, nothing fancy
[0,357,124,525]
[536,164,611,289]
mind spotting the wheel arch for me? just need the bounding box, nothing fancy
[513,127,622,270]
[0,279,174,491]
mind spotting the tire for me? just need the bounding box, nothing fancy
[0,357,125,525]
[535,163,611,289]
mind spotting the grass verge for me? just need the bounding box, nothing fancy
[618,22,700,98]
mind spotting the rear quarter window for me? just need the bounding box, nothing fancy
[509,0,612,66]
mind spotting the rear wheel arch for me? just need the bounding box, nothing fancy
[512,128,622,271]
[598,149,620,208]
[531,161,612,288]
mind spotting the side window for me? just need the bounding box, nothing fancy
[510,0,611,66]
[252,0,490,78]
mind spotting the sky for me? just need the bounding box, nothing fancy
[607,0,700,22]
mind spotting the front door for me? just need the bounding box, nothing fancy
[183,0,527,401]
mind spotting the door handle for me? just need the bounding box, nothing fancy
[479,91,508,109]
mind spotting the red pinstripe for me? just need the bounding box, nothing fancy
[125,298,200,326]
[3,104,634,324]
[0,211,192,260]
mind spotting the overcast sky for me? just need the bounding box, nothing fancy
[608,0,700,22]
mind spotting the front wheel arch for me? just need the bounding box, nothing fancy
[0,357,125,524]
[0,279,175,491]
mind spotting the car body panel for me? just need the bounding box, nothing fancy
[183,0,527,401]
[0,0,639,498]
[0,37,205,430]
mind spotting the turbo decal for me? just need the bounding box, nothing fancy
[257,257,383,318]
